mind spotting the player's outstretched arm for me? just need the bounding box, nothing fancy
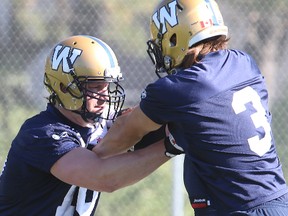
[50,139,169,192]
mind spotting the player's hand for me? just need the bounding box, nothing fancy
[117,107,134,117]
[164,126,184,158]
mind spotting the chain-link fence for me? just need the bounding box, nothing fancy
[0,0,288,215]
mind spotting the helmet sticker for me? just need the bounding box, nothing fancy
[199,19,213,28]
[51,45,82,73]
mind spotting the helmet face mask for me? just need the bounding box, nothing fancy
[147,37,167,78]
[44,35,125,122]
[79,79,125,122]
[147,0,228,76]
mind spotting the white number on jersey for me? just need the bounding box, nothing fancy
[232,86,272,156]
[56,185,99,216]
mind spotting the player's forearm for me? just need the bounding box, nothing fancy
[51,141,168,193]
[97,140,169,192]
[93,129,141,158]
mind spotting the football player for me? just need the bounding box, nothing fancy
[94,0,288,215]
[0,35,180,216]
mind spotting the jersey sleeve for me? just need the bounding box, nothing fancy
[140,78,177,125]
[139,74,208,125]
[11,124,81,173]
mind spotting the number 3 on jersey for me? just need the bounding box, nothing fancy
[232,86,272,156]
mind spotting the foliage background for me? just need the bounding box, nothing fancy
[0,0,288,215]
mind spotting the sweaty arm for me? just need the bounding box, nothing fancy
[50,139,169,192]
[93,105,162,158]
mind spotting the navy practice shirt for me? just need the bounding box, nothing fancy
[140,49,288,212]
[0,104,108,216]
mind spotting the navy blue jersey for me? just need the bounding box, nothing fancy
[140,49,288,212]
[0,104,111,215]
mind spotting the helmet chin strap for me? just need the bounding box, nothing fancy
[72,110,102,123]
[81,111,102,123]
[72,104,103,123]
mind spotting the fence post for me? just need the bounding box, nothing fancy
[172,155,185,216]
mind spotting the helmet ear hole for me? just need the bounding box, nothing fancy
[60,83,68,93]
[170,34,177,47]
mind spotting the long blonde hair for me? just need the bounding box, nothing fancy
[181,35,229,69]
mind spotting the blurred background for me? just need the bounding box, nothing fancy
[0,0,288,215]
